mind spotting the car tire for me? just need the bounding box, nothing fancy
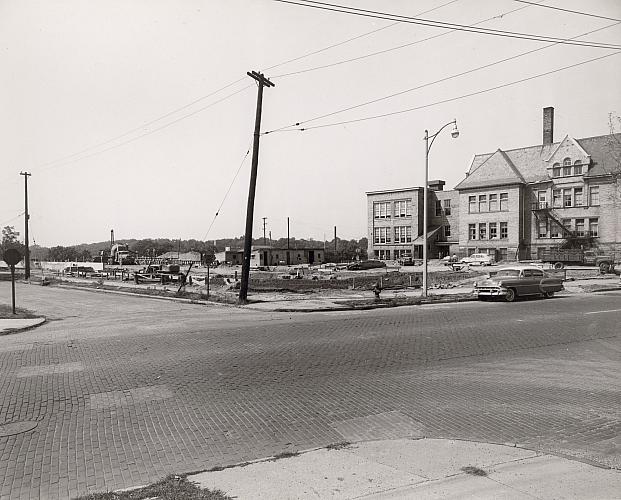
[553,262,564,270]
[599,261,611,274]
[504,288,517,302]
[543,291,555,299]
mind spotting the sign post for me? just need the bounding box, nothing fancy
[3,248,23,315]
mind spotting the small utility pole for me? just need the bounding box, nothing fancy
[20,172,31,279]
[239,71,275,303]
[287,217,290,265]
[262,217,268,246]
[334,226,337,262]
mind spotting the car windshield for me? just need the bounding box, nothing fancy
[494,269,521,277]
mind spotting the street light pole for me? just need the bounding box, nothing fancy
[422,119,459,298]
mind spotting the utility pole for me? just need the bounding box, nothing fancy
[262,217,268,246]
[239,71,275,303]
[20,172,31,279]
[287,217,290,265]
[334,226,337,263]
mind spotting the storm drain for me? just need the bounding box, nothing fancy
[88,385,173,410]
[0,421,38,437]
[16,362,84,377]
[331,411,425,442]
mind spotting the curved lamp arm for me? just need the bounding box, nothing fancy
[426,119,458,153]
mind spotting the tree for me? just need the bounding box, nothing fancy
[1,225,25,259]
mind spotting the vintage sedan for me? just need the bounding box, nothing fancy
[474,266,564,302]
[461,253,494,266]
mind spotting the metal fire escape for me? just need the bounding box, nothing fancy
[531,199,594,249]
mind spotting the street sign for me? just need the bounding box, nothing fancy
[3,248,22,314]
[3,248,22,266]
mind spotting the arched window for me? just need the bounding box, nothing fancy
[552,163,561,178]
[562,158,572,176]
[574,159,583,175]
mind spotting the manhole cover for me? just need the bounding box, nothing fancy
[0,421,38,437]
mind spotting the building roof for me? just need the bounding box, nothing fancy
[455,133,621,190]
[157,251,202,261]
[366,186,422,195]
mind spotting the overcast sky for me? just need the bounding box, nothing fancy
[1,0,620,247]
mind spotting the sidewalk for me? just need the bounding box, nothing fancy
[189,438,621,499]
[0,317,45,335]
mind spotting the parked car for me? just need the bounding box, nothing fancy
[63,265,96,276]
[474,266,564,302]
[346,260,387,271]
[460,253,494,266]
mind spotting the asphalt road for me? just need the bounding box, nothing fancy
[0,283,619,499]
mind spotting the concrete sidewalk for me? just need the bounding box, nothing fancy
[0,316,45,334]
[190,438,621,499]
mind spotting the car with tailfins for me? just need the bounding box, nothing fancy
[474,265,564,302]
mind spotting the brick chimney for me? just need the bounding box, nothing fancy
[543,107,554,145]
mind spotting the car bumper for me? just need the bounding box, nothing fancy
[475,287,507,297]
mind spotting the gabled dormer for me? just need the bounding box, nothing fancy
[545,135,591,179]
[455,149,525,190]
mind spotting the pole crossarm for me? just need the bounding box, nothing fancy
[426,119,457,153]
[247,71,275,88]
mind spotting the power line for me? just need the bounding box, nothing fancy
[265,21,620,133]
[38,78,247,171]
[263,0,460,72]
[40,85,253,173]
[273,0,621,49]
[201,141,253,241]
[272,0,540,78]
[267,51,621,132]
[512,0,621,22]
[0,212,24,228]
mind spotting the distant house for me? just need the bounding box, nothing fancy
[215,246,324,266]
[155,251,202,265]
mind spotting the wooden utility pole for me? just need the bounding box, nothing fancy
[334,226,337,262]
[239,71,274,303]
[287,217,290,265]
[20,172,31,279]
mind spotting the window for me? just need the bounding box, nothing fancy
[562,219,572,233]
[394,200,411,218]
[479,223,487,240]
[498,248,508,261]
[374,202,391,219]
[538,190,547,208]
[550,222,562,238]
[575,219,585,237]
[489,194,498,211]
[500,193,508,211]
[468,224,476,240]
[489,222,497,239]
[443,199,451,215]
[563,190,572,207]
[552,164,561,177]
[563,158,571,166]
[444,225,451,238]
[562,158,572,176]
[469,196,476,213]
[574,160,583,175]
[589,218,598,237]
[500,222,508,239]
[574,187,583,206]
[479,195,487,212]
[435,200,442,216]
[538,220,548,238]
[552,189,562,208]
[589,186,600,206]
[394,226,411,243]
[373,227,391,244]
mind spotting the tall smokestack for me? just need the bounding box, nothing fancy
[543,107,554,145]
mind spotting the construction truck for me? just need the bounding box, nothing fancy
[133,263,186,284]
[541,249,616,273]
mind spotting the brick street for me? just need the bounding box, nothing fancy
[0,283,619,499]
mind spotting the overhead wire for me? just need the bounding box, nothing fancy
[512,0,621,22]
[273,0,621,49]
[271,0,540,78]
[201,140,254,241]
[40,85,253,173]
[265,21,621,133]
[0,212,25,228]
[265,51,621,132]
[262,0,460,72]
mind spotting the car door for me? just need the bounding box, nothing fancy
[520,269,539,295]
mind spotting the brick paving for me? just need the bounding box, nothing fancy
[0,283,619,499]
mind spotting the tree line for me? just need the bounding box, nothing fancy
[1,226,368,263]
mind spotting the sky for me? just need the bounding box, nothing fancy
[1,0,620,247]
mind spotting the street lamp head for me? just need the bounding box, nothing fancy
[451,120,459,139]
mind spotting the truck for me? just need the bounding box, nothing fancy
[133,263,186,284]
[541,249,616,273]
